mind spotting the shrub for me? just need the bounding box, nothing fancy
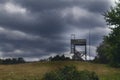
[43,65,99,80]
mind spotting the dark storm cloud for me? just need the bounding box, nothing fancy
[14,0,111,12]
[0,5,65,38]
[0,0,8,3]
[0,29,68,58]
[14,0,72,12]
[83,1,111,13]
[64,14,106,29]
[0,0,111,33]
[0,0,112,60]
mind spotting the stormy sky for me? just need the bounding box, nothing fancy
[0,0,116,61]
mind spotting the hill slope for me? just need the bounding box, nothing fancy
[0,61,120,80]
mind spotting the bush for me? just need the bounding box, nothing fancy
[43,65,99,80]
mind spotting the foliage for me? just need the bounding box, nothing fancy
[43,65,99,80]
[96,1,120,67]
[95,41,109,64]
[0,57,25,64]
[49,54,71,61]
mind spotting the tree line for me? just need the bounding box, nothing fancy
[48,54,71,61]
[0,57,25,64]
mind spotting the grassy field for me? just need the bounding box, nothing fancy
[0,61,120,80]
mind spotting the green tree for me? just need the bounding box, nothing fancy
[96,41,109,64]
[104,0,120,67]
[97,0,120,67]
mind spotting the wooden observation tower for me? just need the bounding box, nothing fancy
[71,34,87,61]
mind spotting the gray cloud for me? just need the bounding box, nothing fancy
[0,0,112,60]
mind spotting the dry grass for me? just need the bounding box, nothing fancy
[0,61,119,80]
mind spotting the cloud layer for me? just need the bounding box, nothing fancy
[0,0,113,60]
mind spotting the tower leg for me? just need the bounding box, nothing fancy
[85,44,87,61]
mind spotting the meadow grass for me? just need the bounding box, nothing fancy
[0,61,119,80]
